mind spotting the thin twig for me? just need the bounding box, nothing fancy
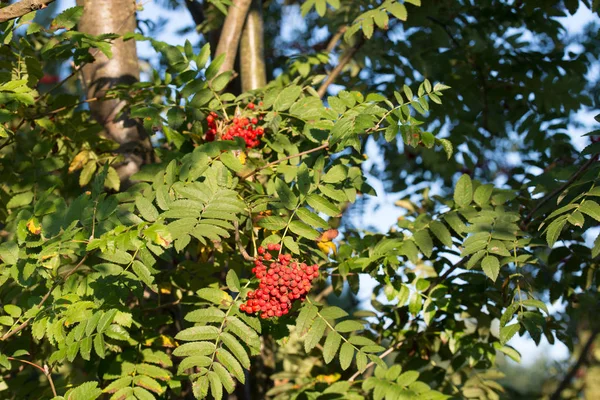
[348,342,401,382]
[313,285,334,302]
[0,0,55,23]
[521,155,598,230]
[1,254,89,341]
[234,220,254,261]
[7,357,57,397]
[317,39,364,99]
[549,328,599,400]
[325,26,348,53]
[241,142,329,180]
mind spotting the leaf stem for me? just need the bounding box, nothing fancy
[7,357,57,397]
[242,142,329,180]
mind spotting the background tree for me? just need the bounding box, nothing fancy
[0,0,598,399]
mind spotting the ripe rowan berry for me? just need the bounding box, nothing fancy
[240,246,320,319]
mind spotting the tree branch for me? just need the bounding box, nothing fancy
[7,357,57,397]
[549,328,599,400]
[215,0,253,74]
[348,342,401,382]
[521,155,598,230]
[234,220,254,261]
[317,38,364,99]
[0,254,89,341]
[325,26,347,53]
[426,257,468,295]
[0,0,55,23]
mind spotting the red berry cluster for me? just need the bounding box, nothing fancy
[204,103,264,148]
[240,244,320,319]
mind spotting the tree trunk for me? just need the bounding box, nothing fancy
[215,0,253,75]
[240,0,266,91]
[76,0,153,184]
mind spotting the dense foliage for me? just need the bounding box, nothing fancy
[0,1,598,399]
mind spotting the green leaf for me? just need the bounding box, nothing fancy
[176,326,220,341]
[51,6,83,30]
[323,332,342,364]
[132,261,157,291]
[307,193,340,217]
[103,376,133,393]
[7,192,33,208]
[134,387,158,400]
[481,255,500,282]
[216,348,245,383]
[257,216,287,231]
[322,165,347,183]
[79,161,97,187]
[429,221,453,248]
[220,332,251,369]
[136,196,159,222]
[275,179,298,210]
[546,216,568,247]
[296,208,329,229]
[65,381,102,400]
[226,270,240,292]
[93,334,106,359]
[273,85,302,111]
[487,240,511,257]
[567,210,585,227]
[172,342,216,357]
[104,324,130,341]
[211,71,232,91]
[213,363,236,394]
[197,288,231,305]
[339,342,354,370]
[409,292,422,315]
[335,320,364,333]
[500,323,520,345]
[413,229,433,258]
[0,242,19,265]
[388,2,408,21]
[96,309,118,333]
[304,318,327,352]
[3,304,21,318]
[580,200,600,222]
[208,370,224,400]
[474,184,494,206]
[177,355,212,375]
[454,174,473,207]
[289,220,320,240]
[521,299,549,315]
[593,233,600,258]
[437,138,453,159]
[396,371,419,387]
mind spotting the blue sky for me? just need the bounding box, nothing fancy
[49,0,600,366]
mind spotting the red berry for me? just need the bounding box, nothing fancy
[248,102,255,110]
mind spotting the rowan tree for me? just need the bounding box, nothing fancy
[0,0,598,399]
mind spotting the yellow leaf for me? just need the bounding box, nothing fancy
[317,241,337,255]
[68,150,90,173]
[159,282,172,295]
[238,151,247,165]
[26,218,42,235]
[145,334,178,348]
[316,373,341,384]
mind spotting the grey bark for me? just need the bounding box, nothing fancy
[77,0,153,184]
